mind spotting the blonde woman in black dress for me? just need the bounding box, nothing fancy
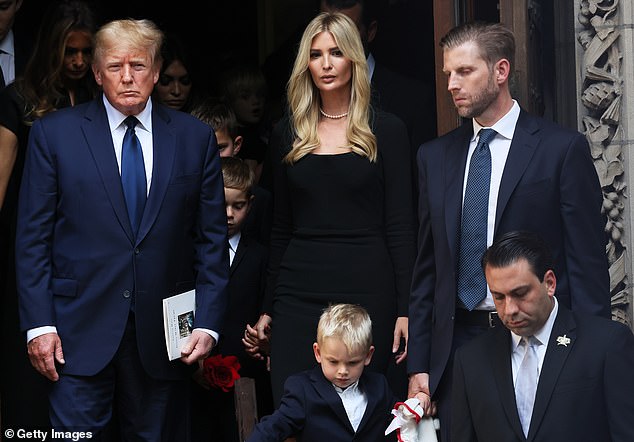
[245,12,415,404]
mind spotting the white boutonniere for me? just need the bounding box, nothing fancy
[556,335,571,347]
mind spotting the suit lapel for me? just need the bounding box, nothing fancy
[490,328,527,440]
[355,372,379,433]
[136,107,176,244]
[528,308,576,441]
[445,125,472,261]
[495,110,539,230]
[82,98,135,242]
[310,368,354,433]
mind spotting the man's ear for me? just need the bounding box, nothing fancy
[494,58,511,85]
[233,135,243,156]
[92,65,103,86]
[544,269,557,296]
[313,342,322,363]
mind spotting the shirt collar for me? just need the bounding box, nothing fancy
[0,30,15,56]
[333,379,360,394]
[102,94,153,134]
[367,52,376,81]
[511,296,558,350]
[228,231,241,252]
[471,99,520,142]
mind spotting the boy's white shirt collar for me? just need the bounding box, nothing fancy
[333,379,367,432]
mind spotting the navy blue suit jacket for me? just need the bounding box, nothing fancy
[408,110,610,394]
[248,366,395,442]
[16,96,229,380]
[452,306,634,441]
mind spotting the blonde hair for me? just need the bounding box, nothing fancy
[317,303,372,355]
[94,19,164,70]
[285,12,376,163]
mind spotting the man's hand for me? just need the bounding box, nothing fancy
[180,330,215,365]
[27,332,65,381]
[408,372,436,416]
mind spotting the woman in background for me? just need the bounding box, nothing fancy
[153,32,197,112]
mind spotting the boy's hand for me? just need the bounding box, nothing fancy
[243,314,272,360]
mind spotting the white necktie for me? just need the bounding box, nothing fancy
[515,336,540,437]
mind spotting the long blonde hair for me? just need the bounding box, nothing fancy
[285,12,377,163]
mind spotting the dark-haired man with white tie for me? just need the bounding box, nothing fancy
[452,231,634,441]
[407,21,609,442]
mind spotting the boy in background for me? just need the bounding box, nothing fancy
[191,157,273,442]
[248,303,395,442]
[191,99,243,158]
[192,100,272,245]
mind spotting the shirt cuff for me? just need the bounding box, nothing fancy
[27,326,58,343]
[194,328,220,345]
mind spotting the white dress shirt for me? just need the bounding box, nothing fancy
[511,297,559,384]
[0,30,16,85]
[334,380,368,432]
[464,100,521,310]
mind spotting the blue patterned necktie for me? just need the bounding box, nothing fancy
[457,128,497,310]
[121,116,147,236]
[515,336,540,437]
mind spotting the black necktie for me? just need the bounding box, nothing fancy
[457,128,497,310]
[121,116,147,236]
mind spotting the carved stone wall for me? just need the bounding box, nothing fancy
[576,0,632,326]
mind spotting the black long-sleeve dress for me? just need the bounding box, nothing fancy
[264,110,416,404]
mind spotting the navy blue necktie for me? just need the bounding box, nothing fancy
[457,128,497,310]
[121,116,147,236]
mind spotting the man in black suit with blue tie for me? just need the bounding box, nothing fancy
[452,231,634,441]
[407,21,610,442]
[16,19,228,439]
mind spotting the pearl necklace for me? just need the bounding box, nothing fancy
[319,108,349,119]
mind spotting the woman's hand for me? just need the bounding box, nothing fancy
[392,316,408,364]
[242,313,272,360]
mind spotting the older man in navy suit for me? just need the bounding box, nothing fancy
[407,21,609,442]
[452,231,634,441]
[16,19,228,440]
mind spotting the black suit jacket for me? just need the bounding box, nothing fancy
[408,109,610,394]
[216,234,268,376]
[248,366,396,442]
[452,306,634,441]
[371,61,436,208]
[371,62,436,152]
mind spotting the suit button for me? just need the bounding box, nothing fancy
[134,248,140,255]
[123,290,131,298]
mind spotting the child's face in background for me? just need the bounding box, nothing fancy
[313,337,374,389]
[231,88,265,125]
[224,187,251,237]
[215,128,242,158]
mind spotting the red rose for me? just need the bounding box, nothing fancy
[202,354,241,392]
